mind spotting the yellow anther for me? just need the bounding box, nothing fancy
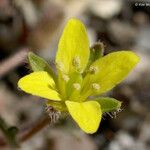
[73,83,81,90]
[62,74,70,82]
[89,66,98,74]
[91,83,100,90]
[72,56,80,67]
[56,62,64,71]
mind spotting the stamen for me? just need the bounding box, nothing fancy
[89,66,98,74]
[91,83,100,90]
[72,56,80,67]
[62,74,70,82]
[73,83,81,90]
[56,62,64,71]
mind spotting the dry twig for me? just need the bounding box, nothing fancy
[0,115,50,147]
[0,48,28,79]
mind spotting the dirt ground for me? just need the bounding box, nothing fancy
[0,0,150,150]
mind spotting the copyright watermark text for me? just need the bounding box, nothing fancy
[134,1,150,7]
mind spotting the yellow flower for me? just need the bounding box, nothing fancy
[18,18,140,134]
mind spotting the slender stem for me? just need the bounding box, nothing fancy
[0,115,50,147]
[19,115,50,142]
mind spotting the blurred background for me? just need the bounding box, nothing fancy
[0,0,150,149]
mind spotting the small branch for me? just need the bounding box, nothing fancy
[0,115,50,147]
[19,115,49,142]
[0,48,28,79]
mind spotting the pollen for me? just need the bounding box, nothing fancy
[62,74,70,82]
[73,83,81,90]
[91,83,100,90]
[89,66,98,74]
[56,62,64,71]
[72,56,80,67]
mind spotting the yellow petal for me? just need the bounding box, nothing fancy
[65,101,102,133]
[18,71,61,101]
[81,51,140,96]
[56,18,90,74]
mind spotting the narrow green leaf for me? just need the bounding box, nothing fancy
[28,52,56,81]
[0,117,19,148]
[93,97,122,113]
[7,127,19,148]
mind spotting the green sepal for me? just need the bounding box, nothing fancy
[89,42,104,63]
[46,101,67,112]
[28,52,56,81]
[83,42,104,76]
[93,97,122,113]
